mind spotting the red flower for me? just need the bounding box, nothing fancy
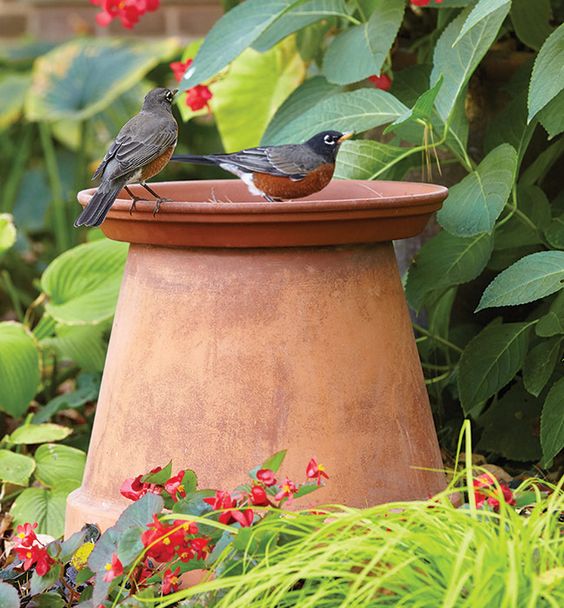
[14,522,38,547]
[190,537,210,560]
[249,485,270,506]
[162,566,181,595]
[274,478,298,501]
[473,473,516,512]
[411,0,443,6]
[170,59,192,82]
[120,474,162,501]
[15,544,54,576]
[231,509,254,527]
[204,490,238,524]
[102,553,123,583]
[141,516,200,563]
[368,74,392,91]
[256,469,277,487]
[185,85,213,112]
[91,0,160,29]
[164,470,187,502]
[306,457,329,486]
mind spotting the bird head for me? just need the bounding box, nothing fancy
[142,87,178,111]
[304,130,353,160]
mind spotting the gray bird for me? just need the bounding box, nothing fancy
[74,87,178,228]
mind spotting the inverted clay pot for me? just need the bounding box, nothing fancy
[66,179,448,535]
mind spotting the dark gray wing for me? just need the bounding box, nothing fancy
[92,112,177,181]
[216,144,323,180]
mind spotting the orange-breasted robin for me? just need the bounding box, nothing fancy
[74,87,179,228]
[171,130,353,201]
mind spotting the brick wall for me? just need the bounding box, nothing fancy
[0,0,222,40]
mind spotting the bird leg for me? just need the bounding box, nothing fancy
[262,194,282,203]
[124,186,149,215]
[139,182,172,217]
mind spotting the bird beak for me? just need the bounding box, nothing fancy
[172,89,179,97]
[338,132,354,143]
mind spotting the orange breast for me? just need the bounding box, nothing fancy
[252,163,335,200]
[140,145,176,181]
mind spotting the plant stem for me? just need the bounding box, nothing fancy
[413,322,463,355]
[2,123,33,213]
[39,122,70,253]
[1,270,24,322]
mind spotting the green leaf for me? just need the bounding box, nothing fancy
[26,38,178,122]
[538,89,564,139]
[262,449,287,473]
[264,88,407,145]
[262,76,341,145]
[454,0,510,45]
[182,470,198,494]
[523,337,563,397]
[511,0,553,51]
[30,566,60,596]
[431,2,510,120]
[334,140,406,180]
[541,377,564,464]
[0,72,31,131]
[40,239,128,325]
[34,444,85,489]
[0,582,19,608]
[173,490,215,517]
[437,144,517,237]
[458,322,532,414]
[210,38,305,152]
[253,0,347,52]
[10,487,68,537]
[141,461,172,485]
[528,22,564,121]
[405,231,494,312]
[545,214,564,249]
[386,76,443,133]
[0,322,40,418]
[41,322,110,372]
[536,291,564,337]
[322,0,405,85]
[9,423,72,445]
[183,0,304,88]
[0,213,16,255]
[477,251,564,311]
[0,449,35,486]
[477,381,542,461]
[520,137,564,186]
[27,592,65,608]
[32,374,99,424]
[117,526,144,566]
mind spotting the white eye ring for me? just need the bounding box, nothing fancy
[166,91,173,102]
[324,135,335,145]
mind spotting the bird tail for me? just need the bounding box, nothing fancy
[171,154,222,166]
[74,180,125,228]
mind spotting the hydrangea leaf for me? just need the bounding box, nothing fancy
[541,377,564,465]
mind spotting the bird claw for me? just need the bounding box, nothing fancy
[152,198,172,217]
[128,197,146,215]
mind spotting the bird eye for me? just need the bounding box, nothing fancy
[165,91,173,102]
[324,135,335,145]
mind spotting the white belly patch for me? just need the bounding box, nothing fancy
[219,163,264,197]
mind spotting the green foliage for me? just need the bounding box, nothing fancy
[541,377,564,465]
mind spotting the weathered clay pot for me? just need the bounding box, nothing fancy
[66,179,448,535]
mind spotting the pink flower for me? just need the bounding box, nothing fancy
[256,468,277,487]
[473,473,516,512]
[274,478,298,501]
[102,553,123,582]
[185,84,213,112]
[164,470,187,502]
[15,544,54,575]
[91,0,160,30]
[250,485,270,506]
[162,566,181,595]
[231,509,254,527]
[203,490,238,524]
[120,474,162,501]
[368,74,392,91]
[13,522,38,547]
[306,457,329,486]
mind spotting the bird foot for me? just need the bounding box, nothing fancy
[152,198,172,217]
[128,196,149,215]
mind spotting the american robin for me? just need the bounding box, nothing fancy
[74,87,179,228]
[171,130,353,201]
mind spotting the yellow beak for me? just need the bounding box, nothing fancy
[338,132,354,143]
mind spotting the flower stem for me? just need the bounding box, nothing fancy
[413,322,463,355]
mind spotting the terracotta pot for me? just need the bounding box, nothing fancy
[66,179,448,535]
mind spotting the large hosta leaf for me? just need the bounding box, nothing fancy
[437,144,517,236]
[265,88,407,145]
[0,450,35,486]
[322,0,405,85]
[0,213,16,255]
[183,0,304,88]
[334,140,406,180]
[405,231,494,312]
[41,239,128,325]
[0,322,40,418]
[262,76,341,144]
[26,38,178,122]
[431,2,510,120]
[0,72,31,131]
[211,38,305,151]
[10,487,68,537]
[458,322,533,414]
[477,251,564,310]
[34,444,85,489]
[253,0,347,52]
[541,377,564,464]
[528,24,564,122]
[9,423,72,445]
